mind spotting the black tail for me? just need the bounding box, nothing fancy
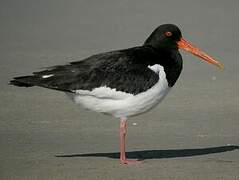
[9,76,40,87]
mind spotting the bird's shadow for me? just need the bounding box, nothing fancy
[55,145,239,160]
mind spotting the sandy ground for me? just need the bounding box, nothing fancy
[0,0,239,179]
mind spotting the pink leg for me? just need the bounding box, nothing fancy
[119,117,141,165]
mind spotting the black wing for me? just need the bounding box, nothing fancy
[10,46,160,95]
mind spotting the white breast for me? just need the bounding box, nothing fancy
[68,64,170,118]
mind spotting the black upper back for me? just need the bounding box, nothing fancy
[10,24,183,94]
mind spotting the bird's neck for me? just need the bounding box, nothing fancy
[146,46,183,87]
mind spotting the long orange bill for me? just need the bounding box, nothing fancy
[177,38,224,70]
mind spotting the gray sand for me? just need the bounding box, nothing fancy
[0,0,239,179]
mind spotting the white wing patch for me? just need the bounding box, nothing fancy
[42,74,54,78]
[75,86,133,100]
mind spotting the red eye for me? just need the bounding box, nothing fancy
[165,31,172,37]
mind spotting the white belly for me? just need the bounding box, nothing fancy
[68,64,170,118]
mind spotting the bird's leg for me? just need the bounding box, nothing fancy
[119,117,140,165]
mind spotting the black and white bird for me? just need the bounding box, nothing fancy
[10,24,224,165]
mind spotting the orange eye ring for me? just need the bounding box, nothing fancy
[165,31,172,37]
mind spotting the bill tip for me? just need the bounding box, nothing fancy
[218,63,224,70]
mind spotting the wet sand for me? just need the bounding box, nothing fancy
[0,0,239,179]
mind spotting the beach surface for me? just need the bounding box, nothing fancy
[0,0,239,179]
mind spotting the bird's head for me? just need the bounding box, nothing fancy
[144,24,224,69]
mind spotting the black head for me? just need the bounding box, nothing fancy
[144,24,182,51]
[144,24,224,69]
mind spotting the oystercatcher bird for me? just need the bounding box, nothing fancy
[10,24,224,165]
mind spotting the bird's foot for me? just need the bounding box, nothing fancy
[120,159,141,165]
